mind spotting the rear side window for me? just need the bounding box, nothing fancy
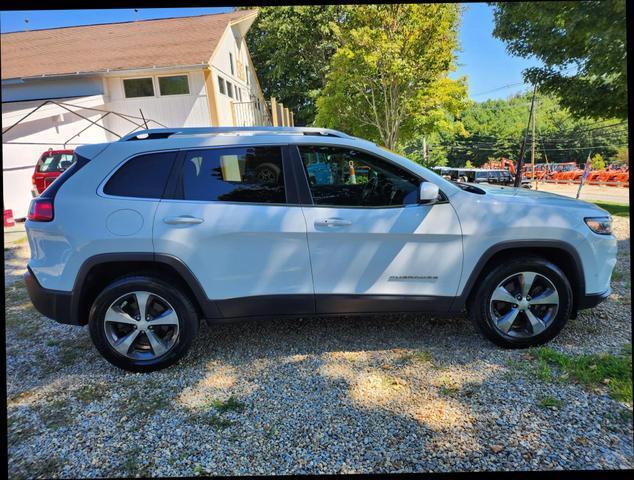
[37,153,75,172]
[104,152,175,199]
[181,146,285,203]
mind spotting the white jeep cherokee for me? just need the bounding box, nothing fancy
[24,127,617,372]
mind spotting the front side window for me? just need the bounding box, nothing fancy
[229,52,235,75]
[104,152,175,198]
[123,77,154,98]
[181,146,285,203]
[218,76,226,95]
[298,146,419,207]
[37,153,75,172]
[158,75,189,95]
[226,81,234,98]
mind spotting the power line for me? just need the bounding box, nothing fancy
[471,82,525,97]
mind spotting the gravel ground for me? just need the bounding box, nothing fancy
[6,217,632,477]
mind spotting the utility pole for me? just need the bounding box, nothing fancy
[531,97,537,190]
[422,136,427,163]
[514,84,537,187]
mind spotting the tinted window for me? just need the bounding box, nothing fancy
[181,146,285,203]
[123,78,154,98]
[104,152,175,198]
[298,146,419,207]
[37,153,75,172]
[158,75,189,95]
[218,76,226,95]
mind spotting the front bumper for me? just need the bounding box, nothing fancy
[24,267,76,325]
[577,288,611,310]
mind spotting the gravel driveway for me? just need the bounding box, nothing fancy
[6,217,632,477]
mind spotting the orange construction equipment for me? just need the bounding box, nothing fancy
[481,158,629,187]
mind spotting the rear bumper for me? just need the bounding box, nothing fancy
[24,267,77,325]
[577,288,611,310]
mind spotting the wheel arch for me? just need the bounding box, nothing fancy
[71,253,220,325]
[456,241,585,317]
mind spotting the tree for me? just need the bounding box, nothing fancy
[440,91,627,167]
[464,160,474,168]
[243,6,344,125]
[314,4,468,150]
[610,147,629,166]
[491,1,627,120]
[589,153,605,171]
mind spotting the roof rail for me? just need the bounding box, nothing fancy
[119,126,353,141]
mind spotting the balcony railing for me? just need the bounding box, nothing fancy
[230,97,294,127]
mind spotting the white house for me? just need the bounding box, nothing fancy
[2,9,278,218]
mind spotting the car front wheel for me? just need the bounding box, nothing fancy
[88,275,199,372]
[469,257,573,348]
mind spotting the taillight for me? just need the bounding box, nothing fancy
[28,198,54,222]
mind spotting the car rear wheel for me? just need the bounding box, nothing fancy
[88,276,198,372]
[468,257,573,348]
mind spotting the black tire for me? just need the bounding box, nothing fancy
[88,275,199,372]
[254,163,280,184]
[468,256,573,348]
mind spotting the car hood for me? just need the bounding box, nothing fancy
[473,183,610,215]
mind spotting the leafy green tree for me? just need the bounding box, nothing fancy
[589,153,605,171]
[439,91,627,167]
[464,160,474,168]
[243,6,344,125]
[610,147,629,167]
[314,4,468,150]
[491,1,627,119]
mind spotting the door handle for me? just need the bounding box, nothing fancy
[163,215,204,225]
[315,218,352,227]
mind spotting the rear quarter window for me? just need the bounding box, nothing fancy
[104,152,176,199]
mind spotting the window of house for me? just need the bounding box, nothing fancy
[226,81,234,98]
[218,76,226,95]
[158,75,190,95]
[229,53,235,75]
[236,88,242,102]
[181,147,285,203]
[245,66,250,85]
[123,77,155,98]
[298,146,420,207]
[104,152,176,198]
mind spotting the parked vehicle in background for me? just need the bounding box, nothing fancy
[32,149,75,196]
[433,167,531,188]
[24,127,616,372]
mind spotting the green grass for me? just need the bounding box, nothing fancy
[589,201,630,218]
[75,383,109,403]
[208,396,245,413]
[538,395,564,409]
[531,345,632,403]
[612,270,625,282]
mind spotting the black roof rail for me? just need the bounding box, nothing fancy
[119,127,353,141]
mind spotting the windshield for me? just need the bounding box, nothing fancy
[37,153,75,173]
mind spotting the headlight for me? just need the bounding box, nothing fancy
[584,216,613,235]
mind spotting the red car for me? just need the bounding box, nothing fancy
[31,149,75,196]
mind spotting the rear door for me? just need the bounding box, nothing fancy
[295,144,463,314]
[153,144,313,318]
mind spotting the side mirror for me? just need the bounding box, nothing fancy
[419,182,439,204]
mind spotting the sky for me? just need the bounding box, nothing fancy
[0,4,541,102]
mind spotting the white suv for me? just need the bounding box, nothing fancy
[24,127,617,372]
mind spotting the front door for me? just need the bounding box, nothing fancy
[153,145,313,318]
[296,145,463,314]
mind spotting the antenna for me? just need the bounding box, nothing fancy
[24,18,30,31]
[133,9,139,22]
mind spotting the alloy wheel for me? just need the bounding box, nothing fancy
[489,271,559,338]
[104,291,180,360]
